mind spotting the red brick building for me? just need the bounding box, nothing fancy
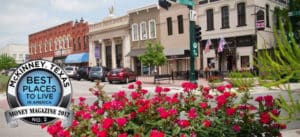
[28,18,89,66]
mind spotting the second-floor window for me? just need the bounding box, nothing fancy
[131,24,139,41]
[167,17,173,35]
[206,9,214,30]
[177,15,184,34]
[140,22,147,40]
[78,37,81,50]
[149,20,156,39]
[237,2,246,26]
[221,6,229,28]
[266,4,270,27]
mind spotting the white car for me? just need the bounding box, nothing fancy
[64,66,78,78]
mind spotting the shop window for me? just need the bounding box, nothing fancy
[207,58,215,69]
[241,56,250,68]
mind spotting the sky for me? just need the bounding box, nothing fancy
[0,0,156,48]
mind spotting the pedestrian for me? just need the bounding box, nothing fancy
[204,65,210,80]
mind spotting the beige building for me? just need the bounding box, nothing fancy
[127,4,160,75]
[88,15,131,69]
[197,0,287,74]
[0,44,29,64]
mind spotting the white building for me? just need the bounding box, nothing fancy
[196,0,287,73]
[0,44,29,64]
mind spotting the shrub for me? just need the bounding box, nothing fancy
[43,81,286,137]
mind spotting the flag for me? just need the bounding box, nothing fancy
[204,38,212,53]
[218,37,226,53]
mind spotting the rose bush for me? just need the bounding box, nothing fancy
[43,81,286,137]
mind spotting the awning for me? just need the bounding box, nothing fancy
[164,48,186,56]
[126,48,146,57]
[65,52,89,64]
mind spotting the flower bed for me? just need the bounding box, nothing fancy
[43,81,286,137]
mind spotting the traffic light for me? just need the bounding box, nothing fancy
[194,25,202,42]
[159,0,176,10]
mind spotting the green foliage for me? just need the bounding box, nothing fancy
[0,75,9,92]
[227,71,255,88]
[0,54,17,70]
[256,18,300,121]
[138,41,167,69]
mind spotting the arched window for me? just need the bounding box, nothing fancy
[131,23,139,41]
[140,22,147,40]
[148,20,156,38]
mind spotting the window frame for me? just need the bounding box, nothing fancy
[131,23,139,41]
[177,15,184,34]
[240,55,250,68]
[221,6,230,29]
[206,9,214,31]
[167,17,173,35]
[140,21,148,40]
[237,2,246,27]
[148,19,157,39]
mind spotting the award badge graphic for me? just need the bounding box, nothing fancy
[5,60,73,127]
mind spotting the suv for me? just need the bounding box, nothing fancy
[64,66,78,78]
[89,66,109,82]
[74,66,91,81]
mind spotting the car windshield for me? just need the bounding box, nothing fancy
[91,67,101,71]
[112,69,123,73]
[65,67,73,70]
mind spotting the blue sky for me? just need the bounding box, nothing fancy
[0,0,156,48]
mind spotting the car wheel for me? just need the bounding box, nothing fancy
[101,77,105,82]
[109,80,112,84]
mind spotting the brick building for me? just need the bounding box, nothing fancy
[28,18,89,67]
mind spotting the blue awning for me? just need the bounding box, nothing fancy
[65,52,89,64]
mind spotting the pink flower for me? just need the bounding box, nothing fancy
[135,80,142,86]
[255,96,263,102]
[177,120,190,128]
[141,89,148,94]
[202,119,211,128]
[97,130,108,137]
[118,133,128,137]
[226,107,236,116]
[203,86,210,93]
[168,109,178,116]
[260,112,271,124]
[279,123,287,129]
[102,102,111,110]
[225,84,232,89]
[150,130,164,137]
[159,110,169,119]
[188,108,197,119]
[216,95,227,107]
[163,87,170,92]
[264,95,273,106]
[155,86,163,93]
[199,102,208,109]
[128,84,134,89]
[181,82,197,92]
[116,117,127,127]
[271,109,280,116]
[102,118,114,129]
[79,97,86,102]
[130,91,141,99]
[82,112,91,120]
[96,108,105,115]
[216,85,225,92]
[232,125,240,132]
[71,120,79,128]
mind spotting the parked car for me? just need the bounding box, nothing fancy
[106,68,137,84]
[88,66,109,82]
[74,66,91,80]
[64,66,78,78]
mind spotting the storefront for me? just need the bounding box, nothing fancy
[65,52,89,66]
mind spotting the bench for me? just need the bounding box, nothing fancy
[154,74,173,84]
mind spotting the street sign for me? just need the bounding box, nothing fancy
[189,10,197,21]
[288,10,300,16]
[177,0,195,6]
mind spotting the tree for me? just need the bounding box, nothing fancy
[138,42,167,75]
[0,55,17,70]
[256,17,300,121]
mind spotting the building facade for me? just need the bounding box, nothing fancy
[28,19,89,67]
[0,44,29,64]
[127,4,160,75]
[88,15,130,69]
[197,0,287,74]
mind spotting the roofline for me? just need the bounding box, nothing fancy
[127,3,158,14]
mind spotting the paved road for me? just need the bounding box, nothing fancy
[0,78,299,137]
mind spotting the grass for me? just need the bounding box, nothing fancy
[0,74,9,93]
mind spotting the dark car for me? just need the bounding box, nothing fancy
[88,66,109,82]
[74,66,91,80]
[106,68,137,84]
[64,66,78,78]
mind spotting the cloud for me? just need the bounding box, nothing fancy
[50,0,100,12]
